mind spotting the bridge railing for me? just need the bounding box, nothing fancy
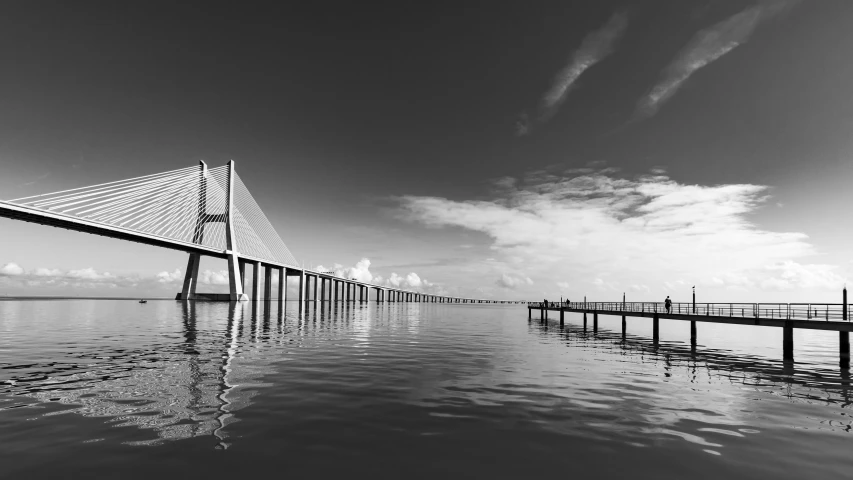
[526,301,853,322]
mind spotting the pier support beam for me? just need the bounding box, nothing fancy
[783,321,794,361]
[841,332,850,370]
[690,321,697,348]
[583,312,587,330]
[621,315,626,339]
[652,313,659,346]
[560,308,564,327]
[593,312,598,333]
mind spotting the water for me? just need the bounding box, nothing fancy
[1,300,852,479]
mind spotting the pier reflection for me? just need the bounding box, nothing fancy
[530,315,853,411]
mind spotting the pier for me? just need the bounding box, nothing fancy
[528,294,852,367]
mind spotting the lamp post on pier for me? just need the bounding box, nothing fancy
[692,286,696,314]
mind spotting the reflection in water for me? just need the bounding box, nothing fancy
[2,300,853,478]
[0,300,276,446]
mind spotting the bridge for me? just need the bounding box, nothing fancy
[0,160,524,309]
[529,299,853,367]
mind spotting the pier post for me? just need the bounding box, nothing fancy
[690,321,697,348]
[843,288,850,369]
[320,276,326,305]
[783,321,794,361]
[560,308,564,327]
[529,307,532,321]
[540,306,544,321]
[583,311,587,330]
[593,312,598,333]
[621,315,626,339]
[653,313,659,346]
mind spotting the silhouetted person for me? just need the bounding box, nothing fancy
[665,296,672,314]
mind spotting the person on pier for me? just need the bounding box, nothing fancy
[664,296,672,314]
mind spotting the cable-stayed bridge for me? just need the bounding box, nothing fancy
[0,160,523,309]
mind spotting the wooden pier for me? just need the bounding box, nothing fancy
[528,293,852,368]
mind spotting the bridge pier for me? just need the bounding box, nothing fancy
[264,265,272,302]
[783,321,794,361]
[312,275,318,305]
[251,261,260,302]
[298,270,305,314]
[277,267,284,307]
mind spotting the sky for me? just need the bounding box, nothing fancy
[1,0,853,302]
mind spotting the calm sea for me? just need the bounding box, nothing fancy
[1,300,851,479]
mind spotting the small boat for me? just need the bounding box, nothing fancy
[138,299,148,304]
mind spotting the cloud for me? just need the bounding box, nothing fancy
[156,269,183,283]
[200,269,229,285]
[518,11,628,135]
[496,273,534,290]
[67,267,114,280]
[0,263,25,276]
[396,167,844,301]
[635,1,797,119]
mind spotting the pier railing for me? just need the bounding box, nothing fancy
[527,301,852,322]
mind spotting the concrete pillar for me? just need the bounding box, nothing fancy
[298,271,304,313]
[180,253,201,300]
[320,276,326,305]
[312,275,318,304]
[238,260,246,292]
[652,313,659,345]
[264,265,272,301]
[783,321,794,361]
[277,267,284,306]
[251,261,260,302]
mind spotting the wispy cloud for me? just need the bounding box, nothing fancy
[635,0,797,119]
[517,11,628,136]
[396,167,845,301]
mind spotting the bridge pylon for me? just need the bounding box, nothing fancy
[177,160,248,301]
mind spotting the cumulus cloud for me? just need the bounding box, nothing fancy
[0,263,25,276]
[496,273,533,290]
[518,11,628,135]
[635,0,797,119]
[67,267,114,280]
[200,269,229,285]
[156,269,183,283]
[396,168,844,301]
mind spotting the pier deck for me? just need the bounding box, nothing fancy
[527,300,852,366]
